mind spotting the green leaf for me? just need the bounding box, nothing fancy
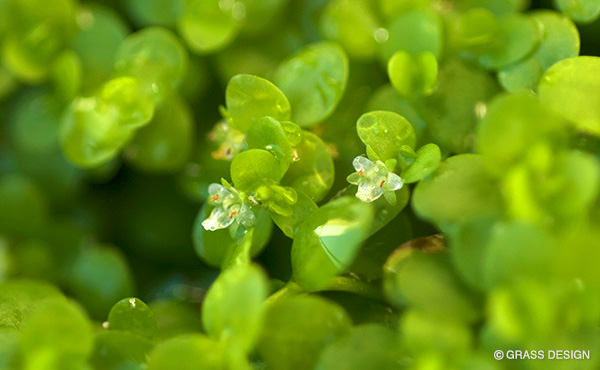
[477,93,563,173]
[126,0,183,27]
[400,309,473,357]
[378,0,432,20]
[271,191,318,238]
[448,8,499,53]
[258,296,352,370]
[483,223,556,289]
[202,264,268,352]
[225,74,291,132]
[401,143,441,183]
[476,14,540,70]
[555,0,600,23]
[281,131,334,202]
[150,300,203,341]
[237,0,289,35]
[231,149,284,191]
[1,0,77,82]
[98,77,155,129]
[319,0,379,59]
[70,3,129,93]
[274,42,349,126]
[51,50,82,102]
[125,94,194,173]
[107,297,157,340]
[114,27,188,102]
[246,116,293,176]
[291,197,374,291]
[366,85,427,144]
[388,51,438,97]
[177,0,238,54]
[147,334,227,370]
[20,297,94,359]
[91,331,152,370]
[412,154,503,229]
[379,10,443,61]
[538,56,600,135]
[383,242,481,322]
[0,328,20,369]
[420,59,498,153]
[315,324,401,370]
[454,0,528,15]
[356,110,416,161]
[66,246,134,319]
[59,80,149,168]
[498,11,580,91]
[0,280,62,329]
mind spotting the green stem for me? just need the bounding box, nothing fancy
[222,228,254,269]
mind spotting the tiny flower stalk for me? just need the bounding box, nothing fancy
[202,183,255,233]
[347,156,404,204]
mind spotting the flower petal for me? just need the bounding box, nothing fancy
[356,182,384,202]
[202,206,235,231]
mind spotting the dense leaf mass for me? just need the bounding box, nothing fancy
[0,0,599,369]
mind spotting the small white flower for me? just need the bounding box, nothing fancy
[347,156,403,203]
[202,183,255,231]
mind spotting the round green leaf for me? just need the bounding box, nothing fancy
[412,154,503,228]
[231,149,284,191]
[107,297,157,339]
[498,11,580,91]
[225,74,291,132]
[150,300,203,340]
[388,51,438,97]
[91,331,153,370]
[538,56,600,135]
[125,95,194,173]
[20,297,94,359]
[177,0,239,54]
[555,0,600,23]
[477,93,563,173]
[271,191,318,238]
[315,324,401,370]
[0,280,61,329]
[147,334,227,370]
[291,197,374,291]
[127,0,183,27]
[66,246,134,319]
[401,143,441,183]
[384,245,481,322]
[70,3,129,93]
[281,131,334,202]
[114,27,188,102]
[420,59,498,153]
[379,10,443,61]
[274,42,349,126]
[477,14,540,70]
[319,0,379,59]
[202,264,268,352]
[98,77,155,129]
[246,116,293,176]
[258,296,352,370]
[357,110,416,161]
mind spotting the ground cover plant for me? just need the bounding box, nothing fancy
[1,0,600,369]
